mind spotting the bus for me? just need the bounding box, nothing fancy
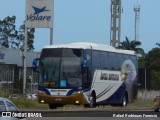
[32,42,138,109]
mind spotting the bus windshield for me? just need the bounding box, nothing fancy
[39,48,82,88]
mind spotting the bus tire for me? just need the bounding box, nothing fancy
[85,92,96,108]
[154,108,159,112]
[121,94,127,107]
[90,92,96,107]
[49,104,57,109]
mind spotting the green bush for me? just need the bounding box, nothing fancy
[0,88,10,98]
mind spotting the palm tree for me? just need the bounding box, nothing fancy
[156,43,160,47]
[118,37,145,56]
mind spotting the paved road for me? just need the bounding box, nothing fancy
[19,106,160,119]
[27,118,160,120]
[20,109,160,119]
[1,108,159,120]
[25,112,160,120]
[18,109,160,120]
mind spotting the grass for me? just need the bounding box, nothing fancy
[9,97,154,110]
[0,88,154,110]
[0,88,48,109]
[10,97,49,109]
[0,88,10,98]
[126,98,153,109]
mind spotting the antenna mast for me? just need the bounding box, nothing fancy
[134,3,140,41]
[110,0,122,47]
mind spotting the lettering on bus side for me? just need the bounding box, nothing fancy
[100,72,119,81]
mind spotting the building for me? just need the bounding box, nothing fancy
[0,48,40,93]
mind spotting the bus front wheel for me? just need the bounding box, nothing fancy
[49,104,57,109]
[84,92,96,108]
[154,108,159,112]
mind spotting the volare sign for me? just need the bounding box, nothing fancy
[27,14,51,21]
[25,0,53,28]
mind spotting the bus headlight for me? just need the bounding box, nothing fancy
[38,90,46,94]
[72,91,83,95]
[41,100,45,103]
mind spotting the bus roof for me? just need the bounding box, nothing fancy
[44,42,136,55]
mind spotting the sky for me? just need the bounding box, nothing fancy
[0,0,160,53]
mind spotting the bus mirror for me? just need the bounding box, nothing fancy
[81,59,87,73]
[32,58,40,72]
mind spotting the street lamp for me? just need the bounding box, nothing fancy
[29,75,32,95]
[21,50,25,94]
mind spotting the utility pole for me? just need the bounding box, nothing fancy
[110,0,122,47]
[134,4,140,41]
[24,0,54,96]
[23,26,27,96]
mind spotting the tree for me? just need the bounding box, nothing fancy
[17,24,35,51]
[145,48,160,71]
[118,37,145,57]
[0,16,35,51]
[145,47,160,90]
[156,43,160,47]
[0,16,18,48]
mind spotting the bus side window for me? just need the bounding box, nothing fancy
[108,52,116,70]
[100,51,108,70]
[92,51,101,69]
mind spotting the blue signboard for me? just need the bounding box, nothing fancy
[60,80,67,87]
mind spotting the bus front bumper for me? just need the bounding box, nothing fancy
[38,93,88,105]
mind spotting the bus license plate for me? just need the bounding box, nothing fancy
[55,98,62,101]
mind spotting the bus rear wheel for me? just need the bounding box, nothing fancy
[121,94,128,106]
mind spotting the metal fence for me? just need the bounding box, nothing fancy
[0,64,38,93]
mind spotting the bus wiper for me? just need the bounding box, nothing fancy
[63,72,70,87]
[47,71,55,88]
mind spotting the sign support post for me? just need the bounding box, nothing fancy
[23,26,28,96]
[50,28,53,45]
[24,0,54,96]
[50,0,54,45]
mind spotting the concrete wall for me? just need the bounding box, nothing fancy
[0,48,40,67]
[138,89,160,100]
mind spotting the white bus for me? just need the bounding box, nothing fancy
[33,42,138,109]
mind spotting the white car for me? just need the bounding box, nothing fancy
[0,97,26,120]
[26,94,37,100]
[9,94,19,99]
